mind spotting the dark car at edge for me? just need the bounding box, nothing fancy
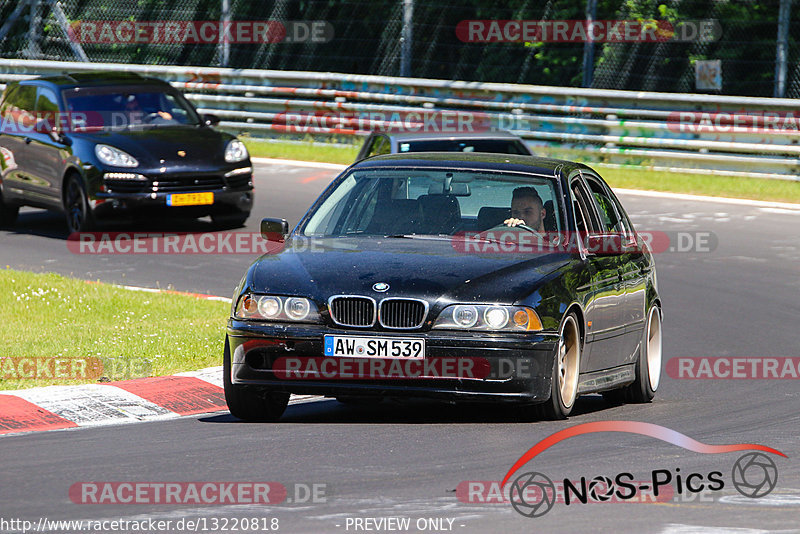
[0,72,253,231]
[224,153,662,421]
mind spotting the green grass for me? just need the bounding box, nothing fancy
[243,137,358,165]
[599,167,800,203]
[0,268,229,391]
[242,138,800,203]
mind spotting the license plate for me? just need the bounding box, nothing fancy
[324,335,425,359]
[167,192,214,206]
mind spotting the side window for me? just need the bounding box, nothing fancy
[570,176,601,234]
[585,176,622,233]
[35,88,60,114]
[368,135,390,157]
[35,87,60,131]
[0,85,37,132]
[584,174,634,236]
[0,86,18,119]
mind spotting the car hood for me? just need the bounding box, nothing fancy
[250,236,571,305]
[77,126,231,167]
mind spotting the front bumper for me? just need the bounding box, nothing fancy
[91,188,253,219]
[226,320,559,403]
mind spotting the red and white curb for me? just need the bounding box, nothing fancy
[0,367,321,437]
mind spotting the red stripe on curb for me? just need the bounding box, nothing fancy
[0,395,78,435]
[84,280,228,301]
[112,376,227,415]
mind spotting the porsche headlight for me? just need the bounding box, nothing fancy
[224,139,249,163]
[433,304,542,331]
[234,293,320,322]
[95,144,138,168]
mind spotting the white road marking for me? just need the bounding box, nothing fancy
[251,157,348,170]
[176,366,225,388]
[718,493,800,507]
[8,384,176,426]
[661,525,799,534]
[615,188,800,211]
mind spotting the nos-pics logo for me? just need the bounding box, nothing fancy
[503,421,784,518]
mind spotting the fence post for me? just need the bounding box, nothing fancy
[773,0,791,98]
[220,0,231,68]
[400,0,413,77]
[581,0,597,88]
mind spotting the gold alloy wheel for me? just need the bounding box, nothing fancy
[557,315,580,409]
[646,306,663,392]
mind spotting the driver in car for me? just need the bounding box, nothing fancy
[504,186,546,232]
[125,94,173,123]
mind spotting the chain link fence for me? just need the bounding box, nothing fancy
[0,0,797,98]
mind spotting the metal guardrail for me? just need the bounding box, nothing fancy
[0,59,798,181]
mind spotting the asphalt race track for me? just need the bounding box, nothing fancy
[1,161,799,533]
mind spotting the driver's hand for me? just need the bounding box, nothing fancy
[504,218,525,227]
[157,111,173,120]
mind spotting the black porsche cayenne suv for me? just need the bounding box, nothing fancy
[0,72,253,231]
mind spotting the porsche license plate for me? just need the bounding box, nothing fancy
[324,335,425,359]
[167,192,214,206]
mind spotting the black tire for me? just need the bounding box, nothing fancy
[603,305,662,404]
[211,211,249,229]
[536,313,582,420]
[223,336,290,422]
[0,193,19,227]
[63,175,95,233]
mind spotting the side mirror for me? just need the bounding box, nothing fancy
[35,120,65,144]
[261,218,289,241]
[585,233,623,255]
[202,113,220,126]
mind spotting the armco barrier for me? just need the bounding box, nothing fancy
[0,59,798,181]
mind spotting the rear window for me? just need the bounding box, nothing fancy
[399,139,529,155]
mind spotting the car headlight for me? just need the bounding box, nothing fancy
[95,144,138,168]
[433,304,542,331]
[224,139,248,163]
[234,293,320,322]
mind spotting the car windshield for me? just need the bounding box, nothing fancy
[63,86,200,130]
[301,168,561,237]
[398,139,528,155]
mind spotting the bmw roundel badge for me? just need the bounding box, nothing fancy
[372,282,390,292]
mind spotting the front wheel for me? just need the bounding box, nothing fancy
[223,336,289,422]
[537,313,581,420]
[0,193,18,227]
[63,175,95,233]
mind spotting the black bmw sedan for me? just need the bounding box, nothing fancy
[0,72,253,231]
[225,153,662,421]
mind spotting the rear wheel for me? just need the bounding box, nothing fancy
[211,211,249,229]
[63,175,95,233]
[537,313,581,420]
[603,305,662,404]
[223,336,289,422]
